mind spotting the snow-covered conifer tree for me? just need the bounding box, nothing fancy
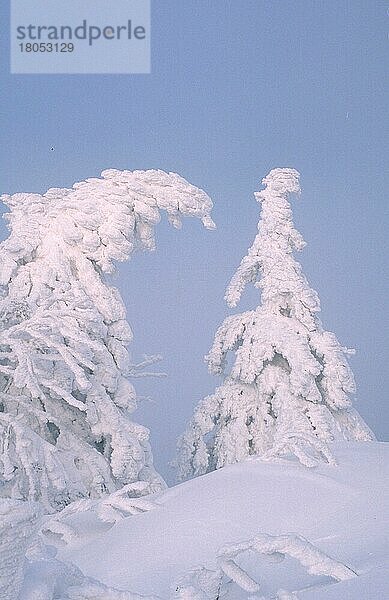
[0,169,215,509]
[177,168,373,478]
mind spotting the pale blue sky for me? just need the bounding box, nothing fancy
[1,1,388,482]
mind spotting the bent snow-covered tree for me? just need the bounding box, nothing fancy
[0,169,214,510]
[177,168,373,478]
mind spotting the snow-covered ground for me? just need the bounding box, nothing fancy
[24,441,387,599]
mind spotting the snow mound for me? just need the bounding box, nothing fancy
[51,442,388,599]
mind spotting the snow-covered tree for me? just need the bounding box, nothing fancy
[0,169,215,510]
[177,168,373,478]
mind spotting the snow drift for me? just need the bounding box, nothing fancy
[20,441,388,599]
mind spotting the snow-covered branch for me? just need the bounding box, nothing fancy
[175,530,356,599]
[41,480,160,546]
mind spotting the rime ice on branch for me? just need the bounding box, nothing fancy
[0,169,214,510]
[177,168,373,478]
